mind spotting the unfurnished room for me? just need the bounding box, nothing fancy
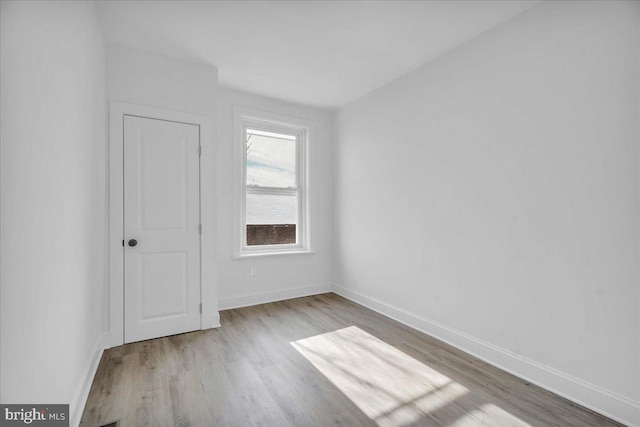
[1,1,639,426]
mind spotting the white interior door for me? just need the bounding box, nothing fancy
[123,115,201,344]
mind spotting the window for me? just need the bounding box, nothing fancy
[234,107,310,256]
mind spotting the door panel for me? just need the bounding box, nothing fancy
[141,133,188,230]
[140,252,187,320]
[124,115,201,344]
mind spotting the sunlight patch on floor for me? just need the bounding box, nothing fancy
[448,403,532,427]
[291,326,470,426]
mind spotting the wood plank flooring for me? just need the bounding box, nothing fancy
[80,293,623,427]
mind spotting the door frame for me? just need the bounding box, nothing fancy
[109,101,219,348]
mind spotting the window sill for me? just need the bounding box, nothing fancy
[233,249,315,259]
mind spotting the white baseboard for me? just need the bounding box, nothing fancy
[69,332,109,427]
[219,283,332,311]
[333,285,640,427]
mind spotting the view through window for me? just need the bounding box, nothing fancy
[245,128,298,246]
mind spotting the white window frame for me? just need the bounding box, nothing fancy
[233,107,311,257]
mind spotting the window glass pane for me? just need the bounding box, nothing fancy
[246,192,297,246]
[246,129,296,188]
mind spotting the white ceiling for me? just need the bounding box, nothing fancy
[97,1,538,110]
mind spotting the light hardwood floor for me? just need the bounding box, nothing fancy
[80,293,622,427]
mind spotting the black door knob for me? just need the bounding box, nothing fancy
[128,239,137,247]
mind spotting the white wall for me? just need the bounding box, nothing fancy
[107,44,218,118]
[217,88,333,309]
[0,0,108,423]
[335,1,640,424]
